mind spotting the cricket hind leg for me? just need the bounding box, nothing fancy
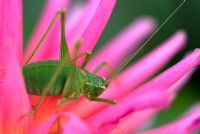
[59,9,71,62]
[27,8,76,116]
[25,9,71,64]
[92,61,113,74]
[24,9,70,115]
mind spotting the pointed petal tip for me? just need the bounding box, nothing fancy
[72,0,116,53]
[192,48,200,65]
[176,29,187,41]
[133,16,157,32]
[176,29,187,35]
[194,48,200,53]
[140,104,200,134]
[167,29,187,49]
[137,16,157,26]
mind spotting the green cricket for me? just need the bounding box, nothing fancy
[22,0,185,111]
[23,9,115,112]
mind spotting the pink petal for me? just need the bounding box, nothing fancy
[61,113,90,134]
[0,0,23,64]
[140,104,200,134]
[109,109,156,134]
[167,67,196,93]
[86,17,156,77]
[118,49,200,112]
[0,0,32,133]
[0,51,32,133]
[67,0,98,43]
[109,69,195,134]
[129,48,200,97]
[68,0,116,64]
[86,49,200,133]
[24,0,68,62]
[30,113,89,134]
[66,2,87,30]
[68,30,186,118]
[86,87,171,134]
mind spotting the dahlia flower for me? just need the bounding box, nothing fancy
[0,0,200,134]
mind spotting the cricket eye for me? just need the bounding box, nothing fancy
[85,82,92,88]
[100,86,106,90]
[85,82,90,85]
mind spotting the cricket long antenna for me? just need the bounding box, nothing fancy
[108,0,186,82]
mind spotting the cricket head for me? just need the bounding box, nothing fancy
[84,75,109,99]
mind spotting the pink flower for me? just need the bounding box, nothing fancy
[0,0,200,134]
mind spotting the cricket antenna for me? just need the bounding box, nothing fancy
[107,0,186,82]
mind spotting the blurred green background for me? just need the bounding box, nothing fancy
[23,0,200,131]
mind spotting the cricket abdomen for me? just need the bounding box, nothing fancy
[22,60,72,96]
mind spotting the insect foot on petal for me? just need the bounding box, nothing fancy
[0,66,6,82]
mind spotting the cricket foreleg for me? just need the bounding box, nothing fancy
[92,61,113,74]
[81,51,92,68]
[72,51,92,68]
[90,97,116,104]
[71,39,92,68]
[72,39,81,60]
